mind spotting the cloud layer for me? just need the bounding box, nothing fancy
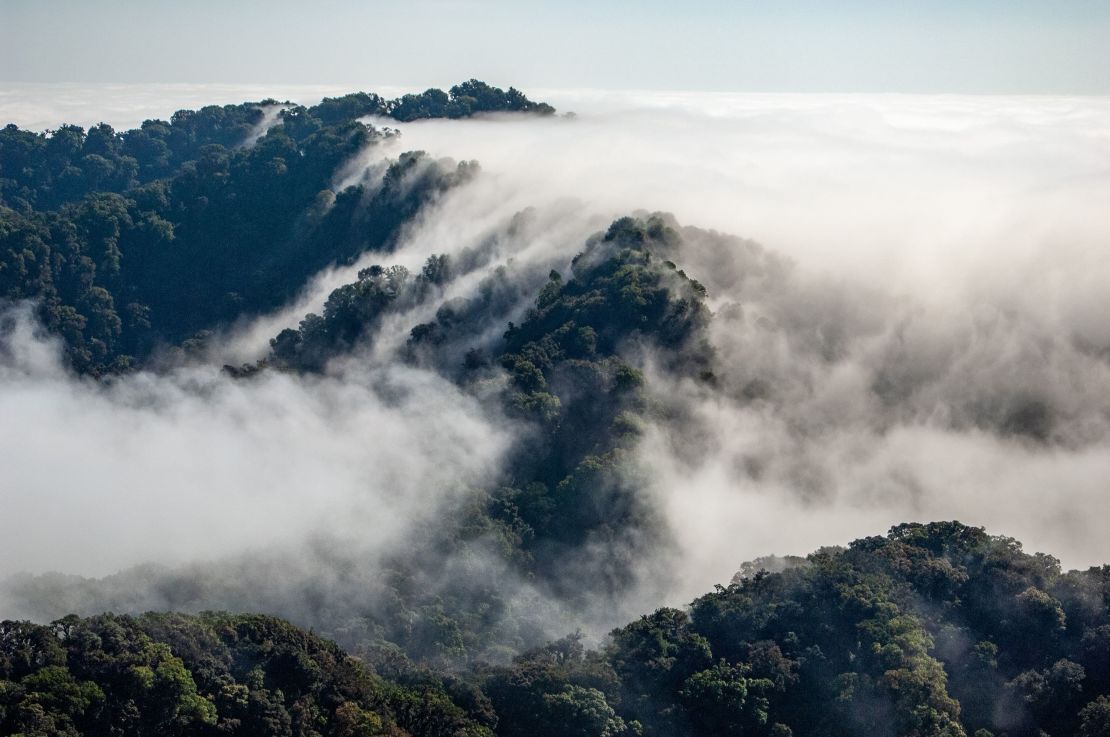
[0,304,509,578]
[3,88,1110,635]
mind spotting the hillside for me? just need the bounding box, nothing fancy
[5,523,1110,737]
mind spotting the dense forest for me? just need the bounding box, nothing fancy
[6,523,1110,737]
[4,84,1110,736]
[0,80,550,373]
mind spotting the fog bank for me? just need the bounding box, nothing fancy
[3,89,1110,636]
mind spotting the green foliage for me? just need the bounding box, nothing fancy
[0,612,491,737]
[679,660,762,735]
[7,525,1110,737]
[0,104,264,211]
[0,82,549,374]
[608,608,712,733]
[593,521,1110,737]
[271,262,418,372]
[481,636,630,737]
[454,522,1110,737]
[483,215,713,587]
[0,132,467,373]
[541,685,629,737]
[389,80,555,122]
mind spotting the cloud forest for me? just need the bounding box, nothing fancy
[2,78,1110,737]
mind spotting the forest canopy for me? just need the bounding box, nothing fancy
[0,80,551,373]
[6,523,1110,737]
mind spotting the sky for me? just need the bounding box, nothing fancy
[2,0,1110,93]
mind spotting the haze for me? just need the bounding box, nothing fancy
[3,1,1110,94]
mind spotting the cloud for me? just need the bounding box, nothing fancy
[0,303,509,579]
[358,93,1110,599]
[3,87,1110,640]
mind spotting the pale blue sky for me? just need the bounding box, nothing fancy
[2,0,1109,93]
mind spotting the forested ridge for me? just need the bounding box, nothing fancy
[3,86,1110,737]
[0,80,550,373]
[6,524,1110,737]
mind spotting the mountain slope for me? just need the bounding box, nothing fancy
[6,523,1110,737]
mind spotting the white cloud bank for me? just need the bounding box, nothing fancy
[367,90,1110,588]
[0,304,509,578]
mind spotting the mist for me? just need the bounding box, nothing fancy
[354,90,1110,579]
[0,303,510,577]
[3,87,1110,645]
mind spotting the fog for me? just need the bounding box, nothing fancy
[357,91,1110,584]
[383,92,1110,291]
[2,87,1110,636]
[0,304,510,577]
